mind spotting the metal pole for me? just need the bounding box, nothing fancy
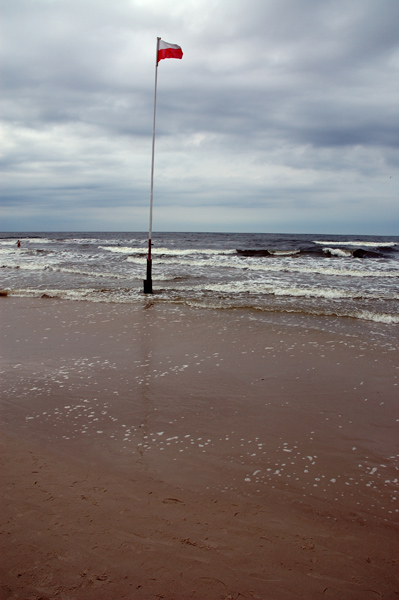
[144,37,160,294]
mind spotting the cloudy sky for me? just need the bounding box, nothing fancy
[1,0,398,234]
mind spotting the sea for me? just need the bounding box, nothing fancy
[1,231,399,327]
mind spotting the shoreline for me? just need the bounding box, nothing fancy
[1,297,398,598]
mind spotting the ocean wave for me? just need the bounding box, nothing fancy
[53,266,126,279]
[3,231,398,327]
[237,245,394,259]
[9,287,142,303]
[0,248,18,255]
[350,310,399,324]
[20,238,54,244]
[322,247,386,259]
[99,245,142,254]
[314,240,397,248]
[126,254,399,278]
[0,241,20,247]
[7,285,399,325]
[3,250,399,281]
[186,281,399,301]
[0,262,132,281]
[263,305,399,324]
[322,247,353,258]
[1,262,44,271]
[100,245,236,257]
[168,296,399,325]
[269,249,300,256]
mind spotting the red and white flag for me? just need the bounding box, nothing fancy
[158,40,183,63]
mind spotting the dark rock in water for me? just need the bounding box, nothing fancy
[353,248,381,258]
[0,290,8,297]
[236,249,271,257]
[41,293,52,299]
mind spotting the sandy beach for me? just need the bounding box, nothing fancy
[1,297,398,599]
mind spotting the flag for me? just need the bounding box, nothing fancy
[158,40,183,63]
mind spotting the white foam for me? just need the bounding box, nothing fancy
[189,280,398,301]
[269,249,300,256]
[101,245,236,257]
[314,240,397,248]
[323,247,353,258]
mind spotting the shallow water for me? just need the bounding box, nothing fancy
[1,231,399,323]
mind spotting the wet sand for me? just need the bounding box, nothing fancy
[1,297,398,599]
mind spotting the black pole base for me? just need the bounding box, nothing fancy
[144,255,152,294]
[143,279,153,294]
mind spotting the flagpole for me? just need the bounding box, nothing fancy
[144,36,161,294]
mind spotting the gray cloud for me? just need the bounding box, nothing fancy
[1,0,398,233]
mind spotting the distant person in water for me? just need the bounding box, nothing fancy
[17,240,21,248]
